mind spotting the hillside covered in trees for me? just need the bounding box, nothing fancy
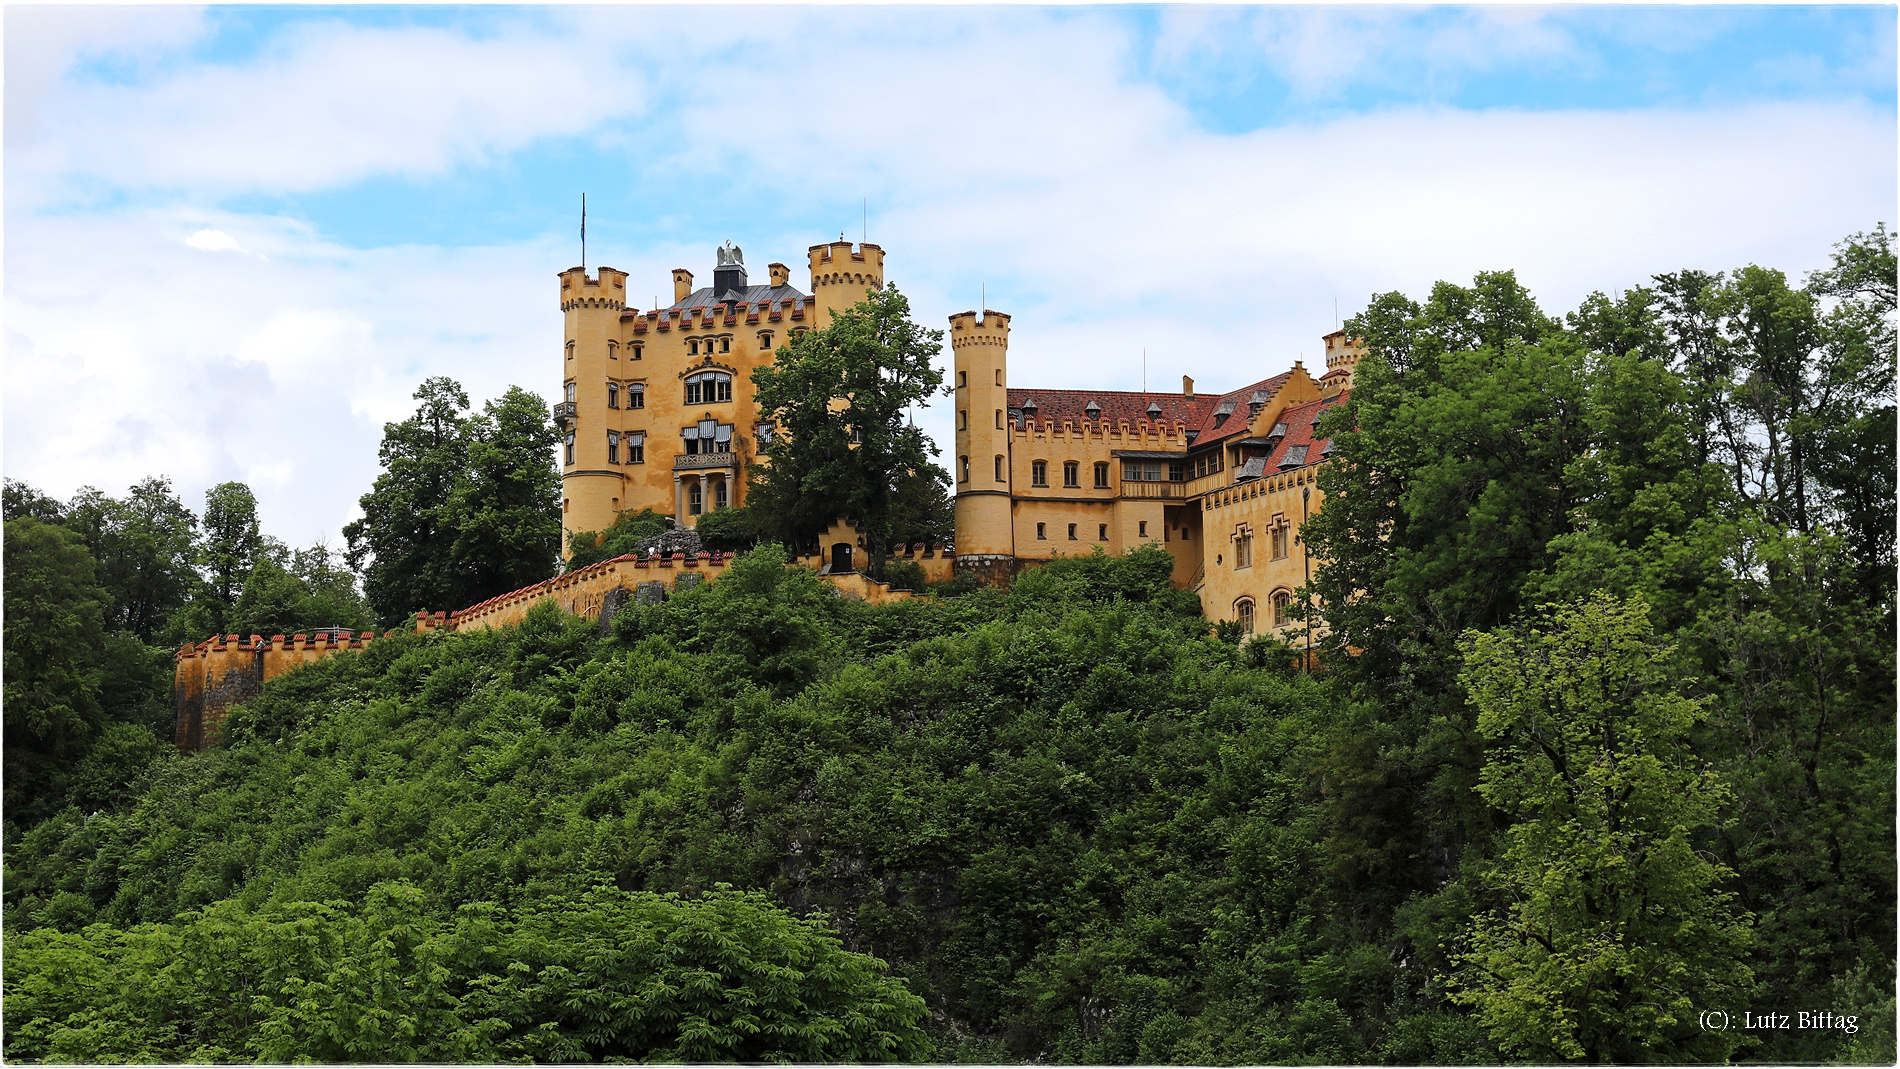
[4,227,1893,1063]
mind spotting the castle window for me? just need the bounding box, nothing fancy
[1036,523,1047,540]
[1271,523,1290,560]
[626,432,645,464]
[685,371,732,405]
[1094,462,1110,488]
[1123,461,1163,482]
[689,482,703,515]
[959,410,968,430]
[1031,460,1048,487]
[960,455,970,483]
[608,383,619,409]
[565,340,575,361]
[689,339,699,355]
[1063,461,1079,488]
[629,385,645,409]
[995,369,1003,386]
[759,331,774,350]
[1098,523,1108,540]
[1235,598,1256,634]
[995,455,1005,482]
[1067,523,1077,540]
[1168,461,1185,482]
[1138,520,1148,537]
[1272,591,1293,626]
[996,409,1004,429]
[608,431,620,465]
[958,371,967,387]
[630,343,642,360]
[565,381,577,403]
[715,480,728,510]
[720,337,731,353]
[1235,531,1252,568]
[564,432,574,466]
[682,421,733,455]
[756,422,775,446]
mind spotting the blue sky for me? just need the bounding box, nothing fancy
[6,4,1895,548]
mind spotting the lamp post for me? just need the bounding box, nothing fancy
[1301,484,1312,671]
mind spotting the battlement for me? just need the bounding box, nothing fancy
[558,266,628,312]
[948,309,1011,339]
[807,241,884,289]
[173,629,397,749]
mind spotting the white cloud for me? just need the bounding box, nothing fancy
[185,228,244,252]
[4,7,1893,549]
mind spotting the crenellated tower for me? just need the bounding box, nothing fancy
[807,241,885,328]
[950,308,1014,581]
[556,265,631,551]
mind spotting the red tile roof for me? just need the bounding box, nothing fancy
[1006,372,1293,449]
[1262,391,1350,471]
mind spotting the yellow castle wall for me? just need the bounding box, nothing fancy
[559,241,886,557]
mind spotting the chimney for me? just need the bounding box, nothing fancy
[768,262,790,287]
[672,268,693,303]
[1182,375,1194,398]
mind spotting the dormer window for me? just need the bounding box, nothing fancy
[1084,400,1101,419]
[1146,401,1162,418]
[1268,422,1288,439]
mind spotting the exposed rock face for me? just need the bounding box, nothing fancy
[631,527,705,558]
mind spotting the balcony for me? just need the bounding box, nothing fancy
[674,451,738,471]
[551,401,578,427]
[1120,481,1185,499]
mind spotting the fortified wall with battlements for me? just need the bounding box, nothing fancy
[173,539,953,751]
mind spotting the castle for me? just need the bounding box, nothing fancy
[556,237,1360,643]
[175,238,1359,750]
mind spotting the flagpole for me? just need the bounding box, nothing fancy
[581,193,587,272]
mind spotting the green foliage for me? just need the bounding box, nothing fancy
[346,378,561,626]
[61,477,200,643]
[226,541,376,638]
[1455,595,1752,1062]
[2,882,929,1063]
[199,480,262,624]
[4,518,109,823]
[691,503,763,554]
[565,507,668,570]
[748,285,949,577]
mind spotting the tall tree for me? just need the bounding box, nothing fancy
[3,519,109,822]
[451,386,563,595]
[200,482,263,616]
[61,478,199,642]
[747,286,947,577]
[345,378,560,626]
[1454,594,1753,1063]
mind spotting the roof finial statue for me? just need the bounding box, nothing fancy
[716,240,743,267]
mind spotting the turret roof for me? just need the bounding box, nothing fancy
[669,283,808,312]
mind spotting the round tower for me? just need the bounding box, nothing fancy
[807,241,885,329]
[557,265,630,558]
[950,308,1015,583]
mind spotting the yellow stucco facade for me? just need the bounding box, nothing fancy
[556,240,884,554]
[951,308,1364,651]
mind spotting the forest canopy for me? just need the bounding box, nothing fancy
[4,228,1893,1064]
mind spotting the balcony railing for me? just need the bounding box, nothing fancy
[674,451,738,471]
[1119,481,1185,499]
[551,401,578,427]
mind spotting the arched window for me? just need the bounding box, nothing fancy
[714,481,728,510]
[1031,460,1048,487]
[685,371,732,405]
[1235,598,1256,634]
[688,482,703,515]
[1272,591,1293,626]
[1063,461,1079,487]
[564,381,576,403]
